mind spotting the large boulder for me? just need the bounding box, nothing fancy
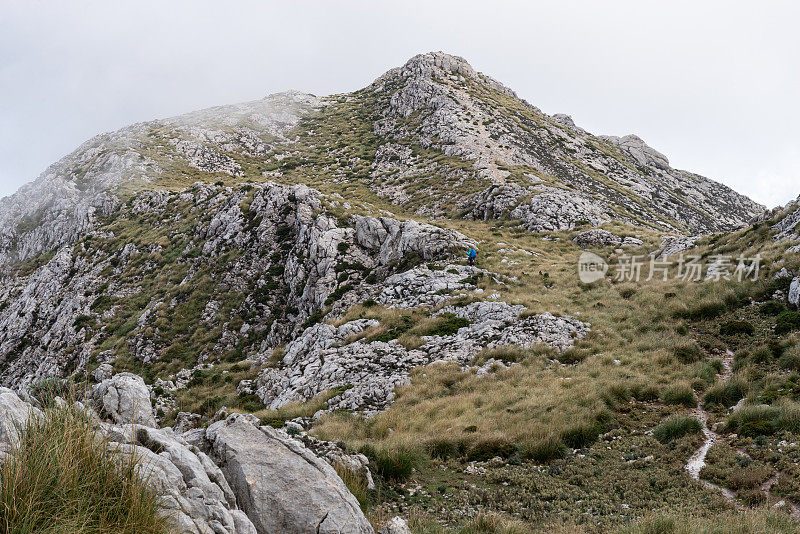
[354,215,473,265]
[92,373,157,427]
[573,229,622,248]
[0,388,42,458]
[205,414,373,534]
[105,424,257,534]
[790,277,800,307]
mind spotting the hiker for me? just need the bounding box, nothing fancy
[467,247,477,266]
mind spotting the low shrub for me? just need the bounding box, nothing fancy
[726,404,780,436]
[673,300,726,321]
[703,378,748,408]
[779,345,800,370]
[424,438,466,460]
[719,320,755,336]
[661,384,698,407]
[363,445,419,482]
[417,313,470,337]
[519,435,567,463]
[674,343,703,364]
[653,415,702,443]
[466,438,516,462]
[760,301,786,316]
[560,421,604,449]
[725,402,800,436]
[751,344,774,364]
[776,311,800,335]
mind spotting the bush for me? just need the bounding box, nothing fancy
[418,313,470,337]
[719,320,755,336]
[779,346,800,370]
[727,404,780,436]
[760,301,786,316]
[519,435,567,463]
[662,384,698,407]
[560,422,604,449]
[425,438,466,460]
[673,300,726,321]
[751,344,775,364]
[466,438,516,462]
[365,446,419,482]
[0,404,168,534]
[674,343,703,364]
[703,378,748,408]
[653,415,702,443]
[776,311,800,335]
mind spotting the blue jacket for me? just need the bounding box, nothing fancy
[468,248,477,259]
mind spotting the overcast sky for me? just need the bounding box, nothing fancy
[1,1,798,207]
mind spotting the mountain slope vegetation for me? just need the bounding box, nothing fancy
[0,52,796,533]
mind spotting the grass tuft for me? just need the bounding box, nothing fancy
[0,403,168,534]
[653,415,702,443]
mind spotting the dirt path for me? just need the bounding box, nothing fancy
[684,350,800,517]
[684,350,738,504]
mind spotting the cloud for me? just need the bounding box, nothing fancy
[0,0,797,207]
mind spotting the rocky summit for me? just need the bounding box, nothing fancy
[0,52,799,533]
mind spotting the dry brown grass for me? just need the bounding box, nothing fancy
[0,403,168,534]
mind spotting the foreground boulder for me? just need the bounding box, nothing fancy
[104,424,258,534]
[0,388,41,459]
[0,385,373,534]
[205,414,373,534]
[92,372,157,427]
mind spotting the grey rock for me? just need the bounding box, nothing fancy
[174,411,205,434]
[379,517,411,534]
[511,189,612,233]
[657,235,698,259]
[105,424,258,534]
[92,363,114,382]
[0,387,42,456]
[573,229,622,248]
[205,414,373,534]
[354,216,473,265]
[92,373,157,428]
[789,277,800,307]
[376,263,482,308]
[254,300,587,415]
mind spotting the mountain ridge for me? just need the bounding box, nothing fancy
[0,51,763,270]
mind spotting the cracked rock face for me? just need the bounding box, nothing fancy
[511,189,612,233]
[0,387,372,534]
[105,423,257,534]
[657,235,699,259]
[376,264,482,308]
[0,180,472,391]
[573,229,643,249]
[205,414,373,534]
[0,388,42,459]
[254,301,588,416]
[92,373,157,428]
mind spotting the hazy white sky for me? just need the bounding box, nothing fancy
[1,0,798,207]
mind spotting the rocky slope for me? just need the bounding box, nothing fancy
[0,53,761,271]
[0,51,790,533]
[0,375,383,534]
